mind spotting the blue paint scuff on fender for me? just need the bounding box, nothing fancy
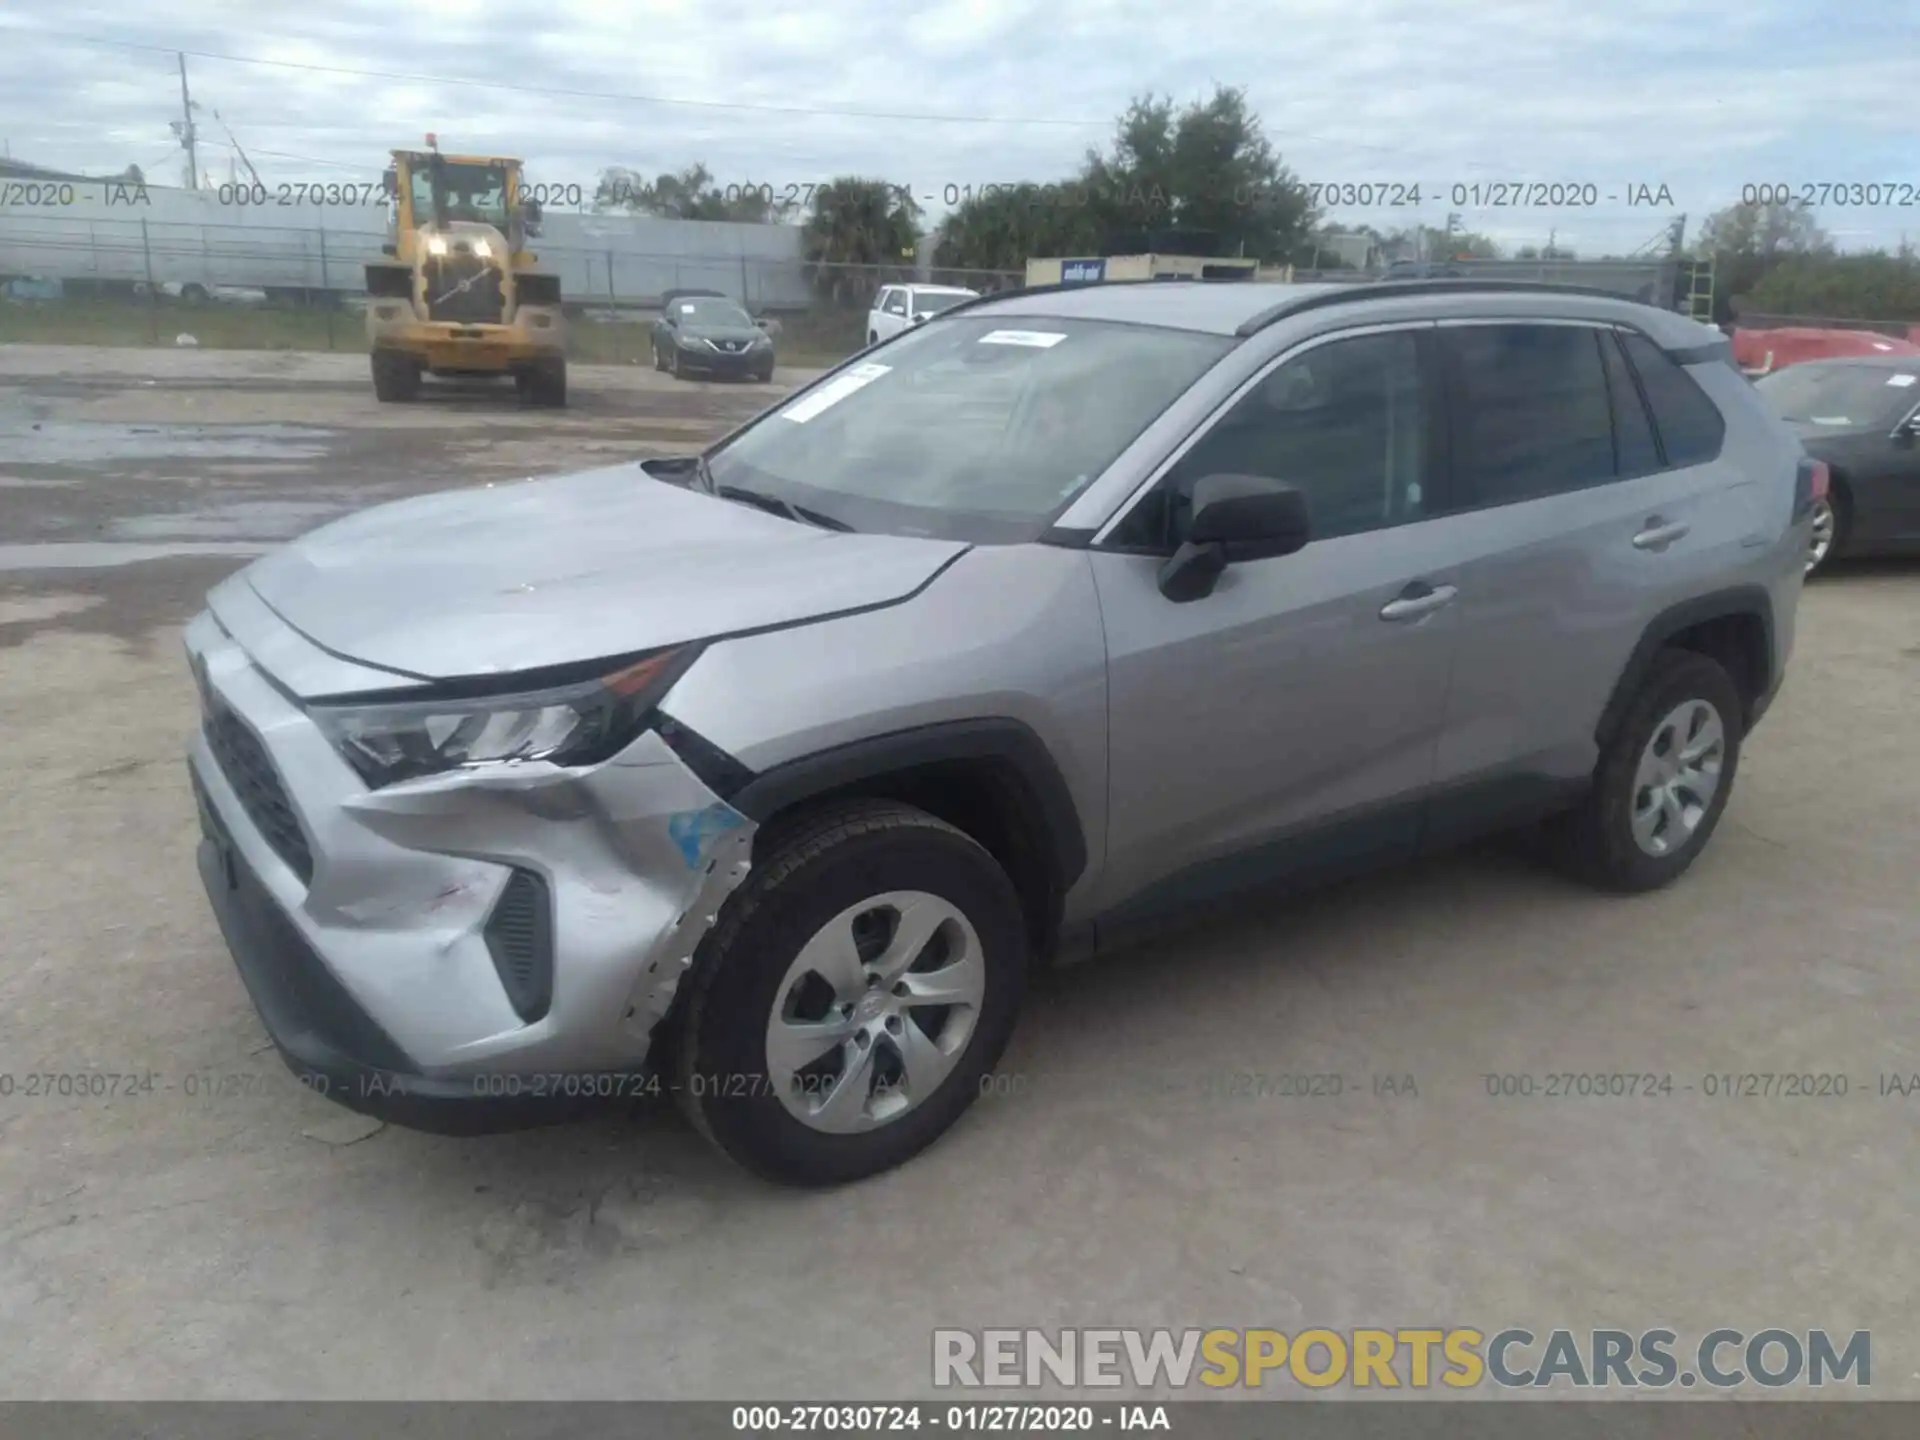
[667,803,747,869]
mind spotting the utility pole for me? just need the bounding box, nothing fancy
[177,52,199,191]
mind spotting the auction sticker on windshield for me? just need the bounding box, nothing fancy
[979,330,1067,348]
[779,362,891,423]
[1887,373,1916,386]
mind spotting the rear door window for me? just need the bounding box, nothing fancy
[1446,324,1616,505]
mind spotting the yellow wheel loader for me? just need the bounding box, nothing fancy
[363,140,568,406]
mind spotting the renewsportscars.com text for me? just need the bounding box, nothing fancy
[933,1327,1870,1390]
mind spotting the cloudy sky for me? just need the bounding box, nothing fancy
[2,0,1916,255]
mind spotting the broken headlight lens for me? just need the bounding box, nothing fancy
[311,648,691,789]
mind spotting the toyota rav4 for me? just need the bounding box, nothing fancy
[186,279,1813,1185]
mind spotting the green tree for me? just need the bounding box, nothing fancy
[1384,220,1503,261]
[593,163,793,223]
[1744,252,1920,319]
[934,85,1317,271]
[1696,199,1833,323]
[801,177,924,305]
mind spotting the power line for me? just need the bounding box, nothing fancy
[23,27,1575,176]
[29,30,1112,129]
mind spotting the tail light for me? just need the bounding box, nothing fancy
[1793,457,1829,517]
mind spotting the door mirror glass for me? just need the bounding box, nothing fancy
[1158,474,1311,602]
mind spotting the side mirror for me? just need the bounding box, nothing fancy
[912,312,927,324]
[380,243,396,257]
[380,169,398,200]
[1157,474,1311,603]
[754,317,770,330]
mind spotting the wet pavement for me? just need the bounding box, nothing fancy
[0,345,815,639]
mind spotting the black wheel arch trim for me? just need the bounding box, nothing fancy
[1596,585,1777,745]
[724,718,1089,892]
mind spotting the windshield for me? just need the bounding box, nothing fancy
[913,290,976,317]
[1755,364,1919,427]
[678,297,754,328]
[706,316,1232,542]
[411,160,510,228]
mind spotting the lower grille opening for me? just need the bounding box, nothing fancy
[485,869,554,1023]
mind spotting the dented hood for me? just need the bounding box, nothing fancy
[241,464,967,681]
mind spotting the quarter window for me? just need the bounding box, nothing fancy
[1619,331,1727,466]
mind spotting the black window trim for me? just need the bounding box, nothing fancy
[1597,327,1667,477]
[1434,315,1648,516]
[1089,318,1449,556]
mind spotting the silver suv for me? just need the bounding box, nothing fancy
[187,279,1813,1185]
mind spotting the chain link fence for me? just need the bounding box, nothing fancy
[0,212,1024,365]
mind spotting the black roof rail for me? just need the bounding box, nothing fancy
[1233,278,1671,337]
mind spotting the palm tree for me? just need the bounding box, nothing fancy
[802,178,923,306]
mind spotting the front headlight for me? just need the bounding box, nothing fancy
[310,647,694,789]
[426,235,449,257]
[471,237,493,259]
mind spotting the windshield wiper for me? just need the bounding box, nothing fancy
[713,483,853,532]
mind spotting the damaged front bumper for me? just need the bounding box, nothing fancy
[184,607,755,1134]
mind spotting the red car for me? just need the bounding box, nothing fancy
[1732,326,1920,377]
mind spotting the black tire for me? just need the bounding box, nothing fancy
[523,355,566,407]
[651,340,666,372]
[370,350,420,403]
[867,331,879,347]
[667,345,683,380]
[1546,649,1744,893]
[675,800,1028,1187]
[754,363,775,383]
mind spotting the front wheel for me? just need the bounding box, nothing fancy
[1545,649,1743,892]
[674,801,1028,1186]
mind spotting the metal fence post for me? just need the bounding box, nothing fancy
[607,249,618,362]
[140,219,158,345]
[318,226,334,350]
[740,252,749,304]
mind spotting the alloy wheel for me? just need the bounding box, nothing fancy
[1806,496,1835,572]
[764,890,985,1134]
[1630,699,1726,857]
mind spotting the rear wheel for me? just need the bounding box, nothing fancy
[521,355,566,407]
[370,350,421,403]
[1546,650,1743,892]
[867,331,879,347]
[1806,483,1850,574]
[675,801,1028,1186]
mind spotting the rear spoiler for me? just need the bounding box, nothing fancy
[1667,332,1734,367]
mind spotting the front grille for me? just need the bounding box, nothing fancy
[713,339,746,354]
[484,869,554,1023]
[425,254,505,323]
[203,704,314,885]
